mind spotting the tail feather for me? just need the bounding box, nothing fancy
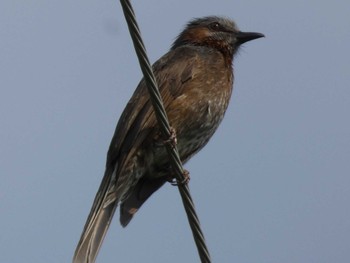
[73,167,118,263]
[73,201,117,263]
[73,173,166,262]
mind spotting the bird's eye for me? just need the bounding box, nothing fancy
[209,22,221,31]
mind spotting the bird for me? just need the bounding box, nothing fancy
[73,16,264,263]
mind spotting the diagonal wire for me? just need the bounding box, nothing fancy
[119,1,211,262]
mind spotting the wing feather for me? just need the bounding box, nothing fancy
[73,47,199,263]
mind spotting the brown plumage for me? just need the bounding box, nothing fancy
[73,16,263,263]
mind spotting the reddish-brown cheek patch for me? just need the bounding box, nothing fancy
[182,28,211,44]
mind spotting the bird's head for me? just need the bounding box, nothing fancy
[172,16,264,61]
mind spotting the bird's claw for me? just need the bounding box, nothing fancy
[169,170,190,186]
[163,127,177,149]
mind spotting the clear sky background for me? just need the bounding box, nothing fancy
[1,1,349,263]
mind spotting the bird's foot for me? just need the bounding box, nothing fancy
[168,170,190,186]
[163,127,177,149]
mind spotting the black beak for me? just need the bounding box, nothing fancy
[236,31,265,45]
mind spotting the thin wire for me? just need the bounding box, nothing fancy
[119,1,211,262]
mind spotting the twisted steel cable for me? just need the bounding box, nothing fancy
[119,1,211,262]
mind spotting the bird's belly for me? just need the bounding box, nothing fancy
[147,97,227,178]
[177,105,222,161]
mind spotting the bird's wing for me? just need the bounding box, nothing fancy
[73,47,199,263]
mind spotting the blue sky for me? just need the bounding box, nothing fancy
[1,1,349,262]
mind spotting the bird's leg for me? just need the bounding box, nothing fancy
[163,127,177,149]
[168,169,190,186]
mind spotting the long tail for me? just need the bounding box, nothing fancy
[73,168,118,263]
[73,203,117,263]
[73,172,167,262]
